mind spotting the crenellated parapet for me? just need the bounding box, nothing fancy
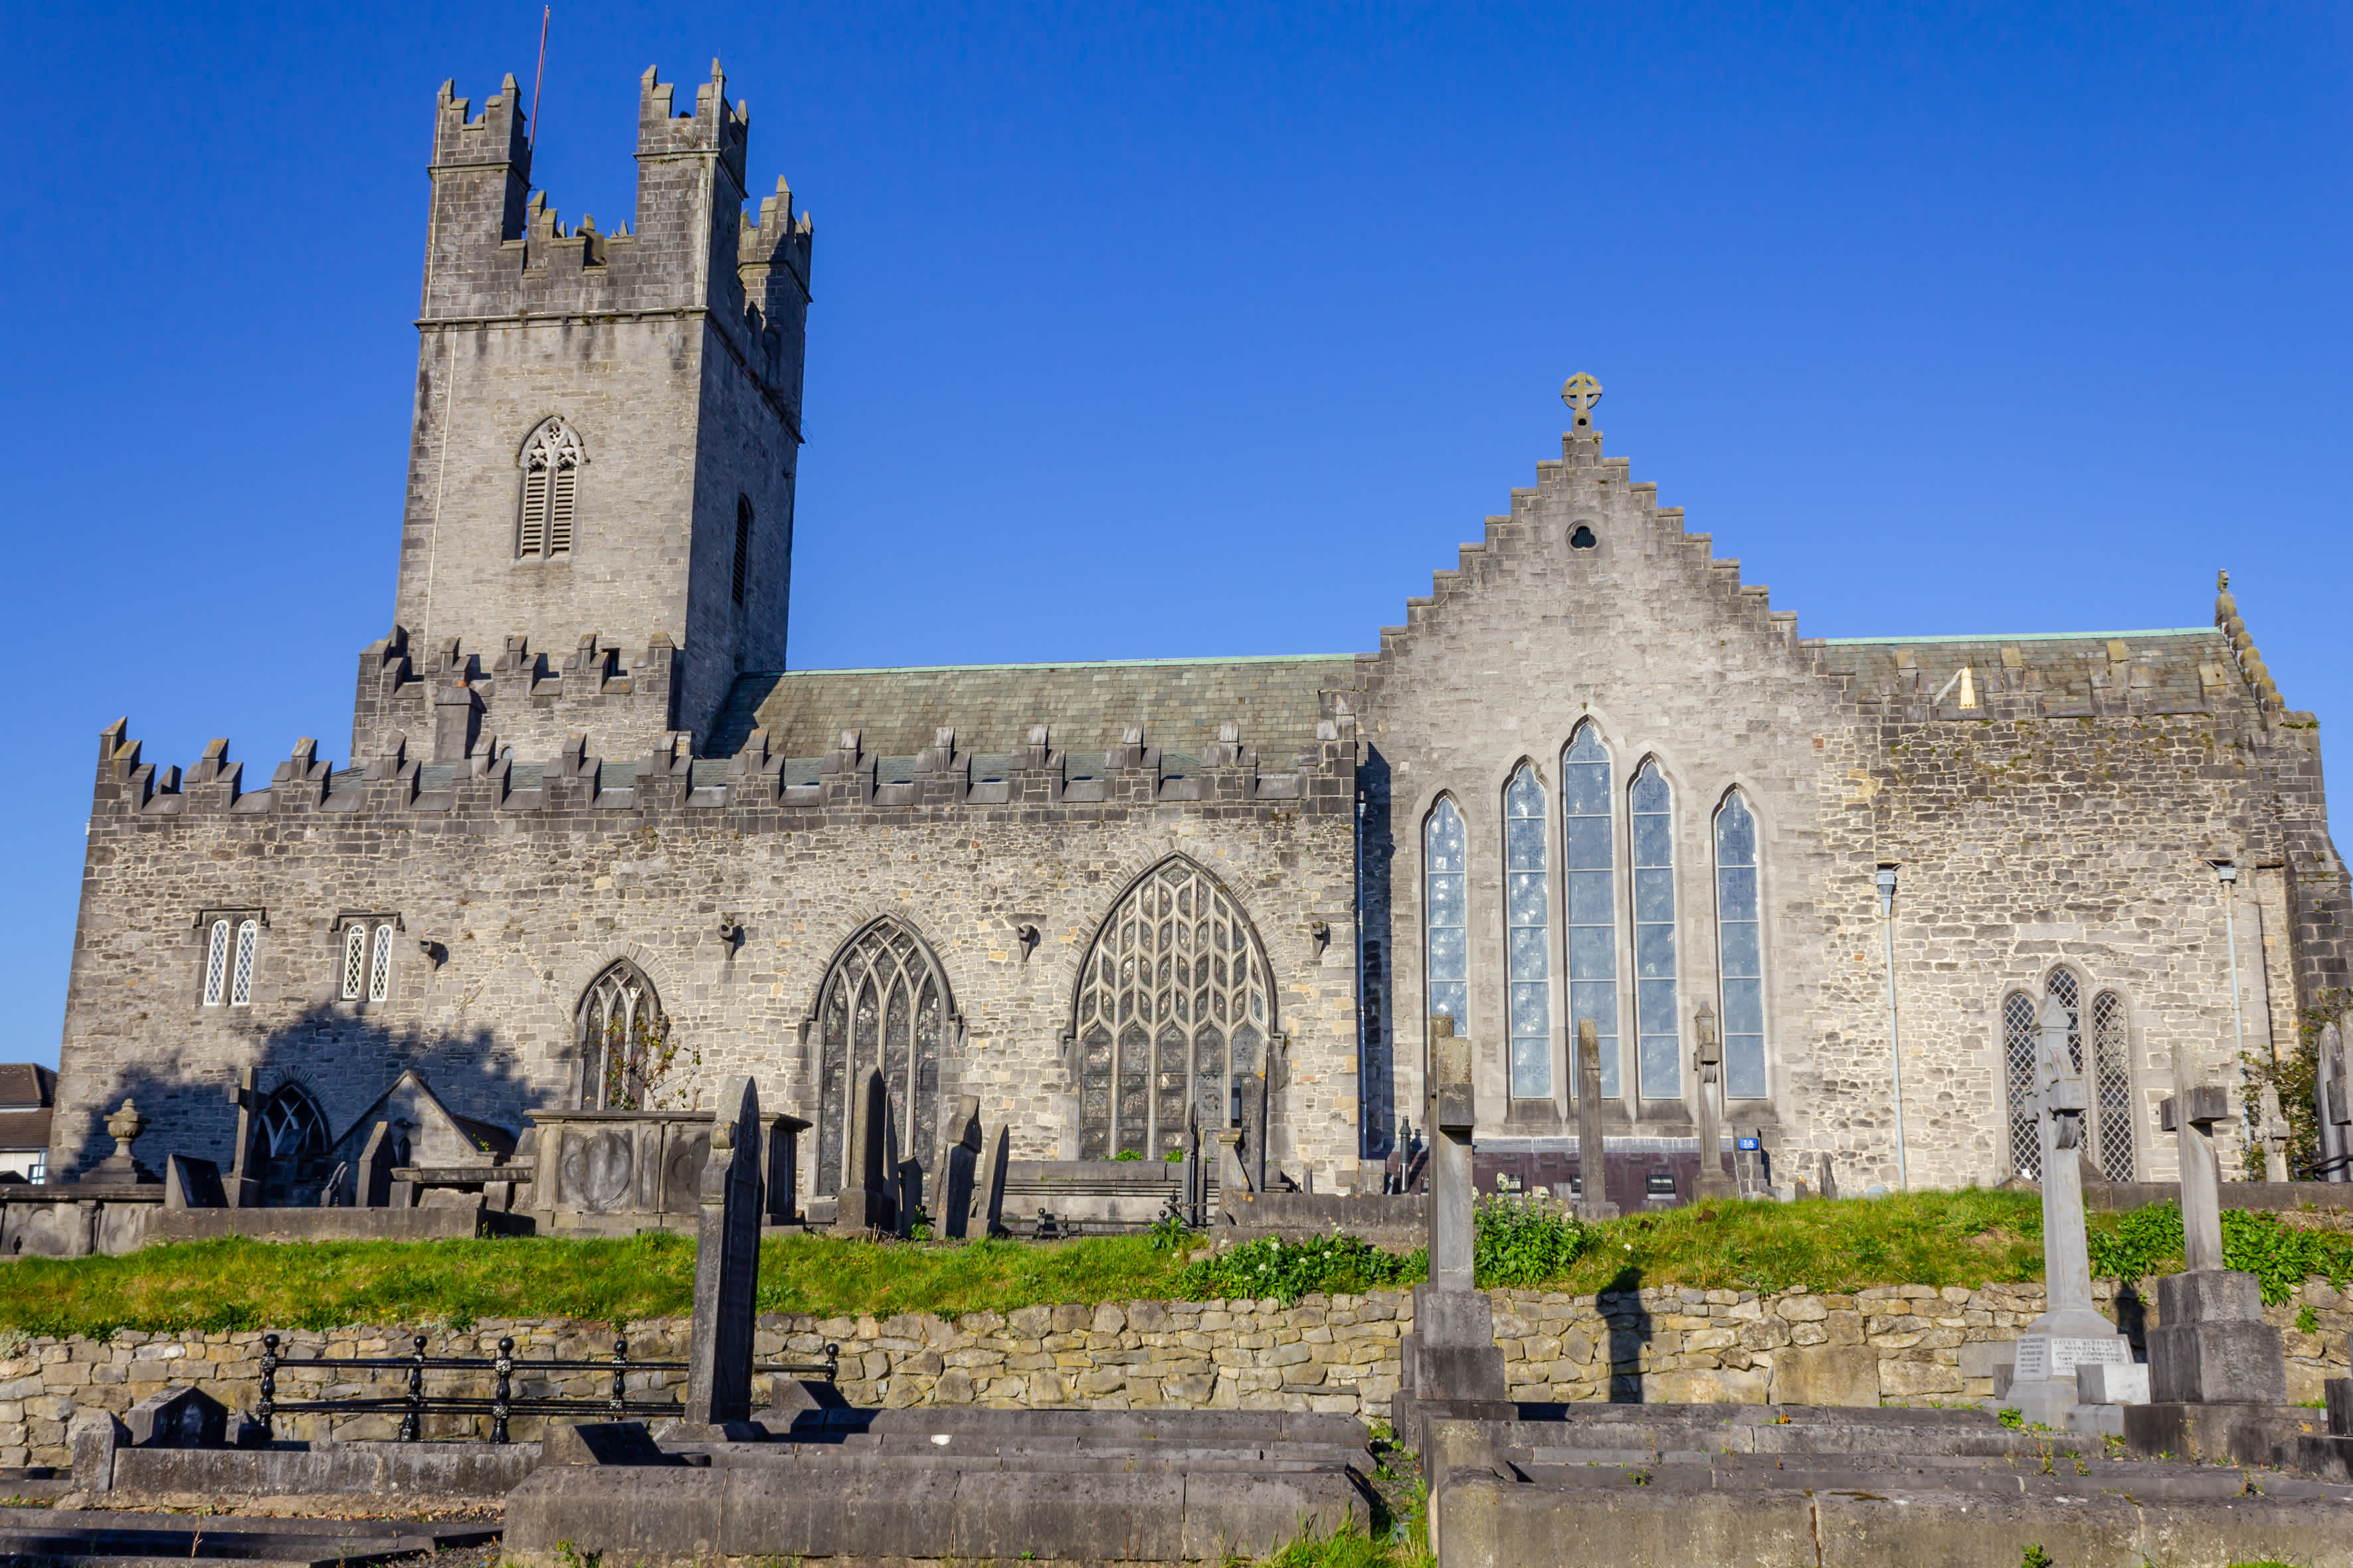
[351,626,680,768]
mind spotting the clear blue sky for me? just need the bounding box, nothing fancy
[2,3,2347,1065]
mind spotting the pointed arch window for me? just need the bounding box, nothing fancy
[341,920,398,1003]
[2002,990,2041,1179]
[2002,974,2136,1180]
[1562,725,1619,1098]
[518,418,583,559]
[577,960,667,1110]
[1630,760,1678,1097]
[1713,792,1766,1098]
[1072,860,1272,1160]
[1504,765,1551,1099]
[2091,988,2136,1181]
[203,920,231,1007]
[255,1085,329,1207]
[814,920,951,1195]
[230,920,260,1007]
[1424,800,1467,1033]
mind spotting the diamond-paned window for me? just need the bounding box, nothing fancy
[2003,990,2040,1179]
[229,920,259,1007]
[368,924,395,1003]
[2091,989,2136,1181]
[203,920,231,1007]
[341,925,368,1001]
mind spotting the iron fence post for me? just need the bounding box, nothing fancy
[493,1337,514,1444]
[611,1336,628,1416]
[256,1333,278,1442]
[400,1334,426,1442]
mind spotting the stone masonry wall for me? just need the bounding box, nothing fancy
[3,1281,2343,1469]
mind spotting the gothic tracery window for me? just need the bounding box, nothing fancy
[256,1085,329,1207]
[518,418,583,559]
[1424,800,1467,1033]
[1713,792,1766,1099]
[577,960,667,1110]
[814,920,949,1195]
[1504,764,1552,1099]
[1072,859,1272,1160]
[1630,760,1679,1097]
[1562,725,1619,1098]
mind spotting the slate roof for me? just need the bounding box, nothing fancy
[1810,628,2233,713]
[707,655,1359,765]
[0,1065,54,1112]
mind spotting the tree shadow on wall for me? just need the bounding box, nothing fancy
[66,1004,537,1205]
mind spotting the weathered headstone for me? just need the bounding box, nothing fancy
[1691,1003,1737,1199]
[2258,1086,2291,1184]
[831,1069,897,1235]
[2320,1023,2351,1183]
[894,1157,925,1239]
[1574,1018,1619,1221]
[2009,996,2134,1429]
[682,1075,763,1431]
[976,1120,1010,1238]
[1818,1150,1839,1202]
[2146,1083,2287,1405]
[357,1122,399,1209]
[224,1070,263,1207]
[1394,1016,1511,1448]
[161,1154,225,1210]
[939,1097,982,1240]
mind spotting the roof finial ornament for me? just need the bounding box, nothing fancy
[2215,568,2238,628]
[1560,372,1603,429]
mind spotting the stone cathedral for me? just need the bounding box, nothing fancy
[48,64,2350,1210]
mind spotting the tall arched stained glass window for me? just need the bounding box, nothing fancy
[814,920,950,1191]
[1424,800,1467,1032]
[1562,725,1618,1098]
[1630,760,1679,1097]
[1713,792,1766,1098]
[1504,765,1551,1099]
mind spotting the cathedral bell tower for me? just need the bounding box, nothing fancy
[353,62,813,766]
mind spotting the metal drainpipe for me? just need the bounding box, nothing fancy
[1877,866,1909,1192]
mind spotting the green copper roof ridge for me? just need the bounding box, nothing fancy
[1813,628,2215,647]
[755,653,1361,676]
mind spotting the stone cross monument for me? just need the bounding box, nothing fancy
[1691,1003,1737,1199]
[682,1075,763,1432]
[2147,1083,2287,1406]
[2008,996,2132,1427]
[1574,1018,1619,1221]
[1393,1015,1511,1446]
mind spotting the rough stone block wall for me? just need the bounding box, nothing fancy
[3,1279,2344,1468]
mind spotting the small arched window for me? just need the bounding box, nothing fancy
[1630,760,1678,1097]
[1072,859,1271,1160]
[1713,791,1766,1098]
[341,924,367,1001]
[341,922,398,1003]
[732,496,753,606]
[230,920,260,1007]
[814,919,951,1193]
[203,919,232,1007]
[1562,724,1618,1098]
[577,961,667,1110]
[1424,800,1467,1033]
[1503,764,1551,1099]
[2002,990,2041,1179]
[518,418,583,559]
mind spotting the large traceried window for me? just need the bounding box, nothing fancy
[230,920,260,1007]
[1562,725,1620,1098]
[1630,761,1679,1097]
[1713,792,1766,1098]
[255,1086,329,1207]
[2002,974,2136,1181]
[1073,859,1271,1160]
[814,919,950,1195]
[518,418,583,559]
[1424,800,1467,1033]
[1504,765,1552,1099]
[202,920,231,1007]
[577,961,666,1110]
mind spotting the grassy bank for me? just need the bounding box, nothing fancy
[0,1191,2343,1339]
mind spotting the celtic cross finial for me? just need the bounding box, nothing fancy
[1560,373,1603,425]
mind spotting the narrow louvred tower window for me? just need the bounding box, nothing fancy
[733,497,753,606]
[517,418,584,559]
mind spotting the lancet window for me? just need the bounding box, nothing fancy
[341,920,397,1003]
[1503,765,1552,1099]
[1561,725,1619,1098]
[230,920,259,1007]
[2002,973,2136,1181]
[517,418,583,559]
[1630,760,1679,1097]
[1072,859,1272,1160]
[202,920,231,1007]
[577,960,667,1110]
[1424,800,1467,1033]
[1713,792,1766,1098]
[814,920,950,1195]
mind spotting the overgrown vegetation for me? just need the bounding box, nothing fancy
[2240,985,2345,1179]
[0,1189,2344,1338]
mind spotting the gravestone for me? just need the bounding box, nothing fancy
[975,1120,1010,1238]
[1691,1003,1738,1199]
[2008,996,2134,1429]
[161,1155,225,1209]
[1574,1019,1619,1221]
[682,1075,763,1432]
[1818,1150,1839,1202]
[357,1122,400,1209]
[1179,1106,1204,1224]
[223,1070,263,1207]
[2320,1023,2351,1183]
[832,1069,897,1235]
[2258,1086,2291,1184]
[2146,1084,2286,1405]
[939,1098,982,1240]
[1394,1016,1511,1445]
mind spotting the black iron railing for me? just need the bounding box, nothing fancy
[255,1333,839,1443]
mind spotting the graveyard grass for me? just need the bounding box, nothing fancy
[1,1190,2348,1338]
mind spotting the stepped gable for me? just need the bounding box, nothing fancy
[717,655,1359,769]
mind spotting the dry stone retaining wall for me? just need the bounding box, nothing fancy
[2,1281,2344,1468]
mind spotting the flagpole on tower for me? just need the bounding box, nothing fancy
[529,5,551,151]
